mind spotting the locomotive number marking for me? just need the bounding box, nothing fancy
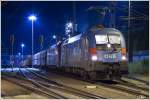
[104,54,116,59]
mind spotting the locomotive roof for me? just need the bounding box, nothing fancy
[90,28,122,35]
[62,28,123,45]
[63,34,82,45]
[34,50,46,56]
[50,44,57,48]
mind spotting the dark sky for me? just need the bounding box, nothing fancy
[1,1,149,55]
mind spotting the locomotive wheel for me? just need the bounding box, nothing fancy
[81,70,89,80]
[89,72,96,80]
[113,65,121,80]
[108,69,114,80]
[109,74,113,80]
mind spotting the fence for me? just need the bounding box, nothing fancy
[1,55,31,67]
[132,50,149,62]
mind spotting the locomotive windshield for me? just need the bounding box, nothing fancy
[95,34,120,44]
[95,34,121,51]
[95,35,108,44]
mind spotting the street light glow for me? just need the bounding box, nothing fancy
[18,52,21,56]
[28,15,37,21]
[21,43,25,48]
[53,35,56,39]
[65,22,73,35]
[67,22,73,28]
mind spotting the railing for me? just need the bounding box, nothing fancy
[132,50,149,62]
[1,55,31,67]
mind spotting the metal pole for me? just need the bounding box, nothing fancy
[12,43,13,71]
[32,20,34,68]
[128,0,131,62]
[10,35,14,71]
[22,47,23,65]
[110,2,116,28]
[73,1,76,33]
[12,43,13,60]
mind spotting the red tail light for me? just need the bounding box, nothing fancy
[89,48,97,54]
[89,48,97,61]
[121,48,126,55]
[121,48,127,61]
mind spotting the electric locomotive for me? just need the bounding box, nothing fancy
[60,27,128,80]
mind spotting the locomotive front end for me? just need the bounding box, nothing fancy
[89,28,128,80]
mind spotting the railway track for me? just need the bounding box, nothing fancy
[2,67,148,99]
[116,79,149,91]
[29,68,149,99]
[39,68,149,99]
[96,80,149,99]
[2,74,64,99]
[2,67,107,99]
[18,68,74,99]
[24,68,107,99]
[124,76,149,85]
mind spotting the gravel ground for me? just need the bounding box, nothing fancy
[41,71,141,99]
[2,69,148,99]
[1,79,49,99]
[129,74,149,82]
[122,74,149,88]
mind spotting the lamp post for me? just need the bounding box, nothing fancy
[21,43,25,65]
[28,15,37,68]
[128,1,131,62]
[18,52,21,66]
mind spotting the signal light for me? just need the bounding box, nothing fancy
[121,48,127,61]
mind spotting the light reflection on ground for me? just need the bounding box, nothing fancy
[1,67,40,72]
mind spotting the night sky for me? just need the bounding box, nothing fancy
[1,1,149,55]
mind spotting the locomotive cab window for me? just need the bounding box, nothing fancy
[108,35,120,44]
[95,34,121,51]
[95,35,108,44]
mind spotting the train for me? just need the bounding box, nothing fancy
[24,26,128,80]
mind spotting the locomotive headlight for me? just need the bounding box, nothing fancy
[107,43,111,48]
[122,55,126,60]
[91,55,98,61]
